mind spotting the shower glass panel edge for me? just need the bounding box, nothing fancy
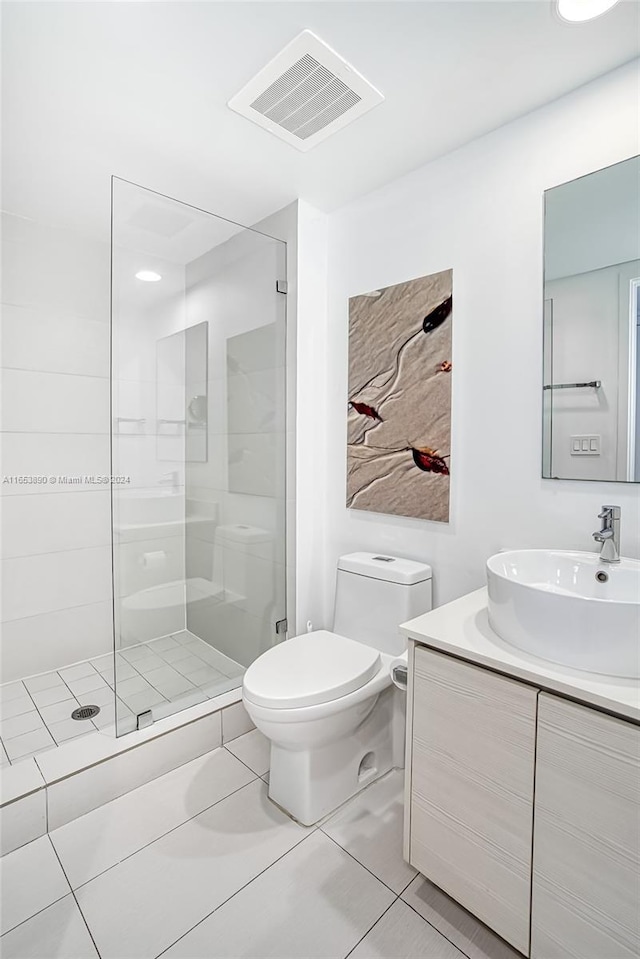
[110,177,287,736]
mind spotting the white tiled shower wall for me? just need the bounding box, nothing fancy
[1,202,301,683]
[0,214,113,681]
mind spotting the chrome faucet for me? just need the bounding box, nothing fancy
[592,505,621,564]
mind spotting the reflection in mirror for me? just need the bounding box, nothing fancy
[156,321,208,464]
[227,323,278,496]
[543,156,640,482]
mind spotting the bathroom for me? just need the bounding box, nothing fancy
[0,1,638,957]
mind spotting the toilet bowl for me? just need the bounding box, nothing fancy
[242,552,432,825]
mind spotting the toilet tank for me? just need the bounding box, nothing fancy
[333,552,432,656]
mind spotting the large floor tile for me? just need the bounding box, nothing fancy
[164,829,394,959]
[321,770,417,894]
[225,727,270,776]
[0,837,70,935]
[0,893,99,959]
[401,876,523,959]
[51,748,255,888]
[349,899,465,959]
[76,779,309,959]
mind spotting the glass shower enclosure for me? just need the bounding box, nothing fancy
[110,178,287,734]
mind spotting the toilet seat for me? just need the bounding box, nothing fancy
[243,630,382,709]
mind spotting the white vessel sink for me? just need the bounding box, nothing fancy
[487,550,640,678]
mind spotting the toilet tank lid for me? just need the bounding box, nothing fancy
[338,552,432,585]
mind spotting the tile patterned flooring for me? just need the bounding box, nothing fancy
[0,632,244,765]
[0,733,522,959]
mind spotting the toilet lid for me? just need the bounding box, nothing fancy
[243,630,382,709]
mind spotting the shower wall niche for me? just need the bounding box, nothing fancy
[111,179,287,733]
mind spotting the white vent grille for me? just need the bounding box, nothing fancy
[229,32,383,152]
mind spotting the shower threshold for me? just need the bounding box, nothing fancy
[0,631,245,768]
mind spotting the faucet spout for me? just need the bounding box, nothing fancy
[593,506,621,564]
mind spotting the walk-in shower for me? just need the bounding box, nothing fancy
[110,178,288,733]
[0,181,288,764]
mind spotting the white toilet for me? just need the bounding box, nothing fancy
[242,552,432,824]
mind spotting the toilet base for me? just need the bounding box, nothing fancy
[267,686,400,825]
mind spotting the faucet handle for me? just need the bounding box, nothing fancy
[599,505,620,519]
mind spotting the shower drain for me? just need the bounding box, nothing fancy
[71,705,101,721]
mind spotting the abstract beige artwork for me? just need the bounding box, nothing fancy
[347,269,452,522]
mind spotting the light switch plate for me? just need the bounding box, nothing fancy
[570,434,601,455]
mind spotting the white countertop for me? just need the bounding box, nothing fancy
[400,588,640,723]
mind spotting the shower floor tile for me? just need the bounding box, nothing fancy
[0,632,244,766]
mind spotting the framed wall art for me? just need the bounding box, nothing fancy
[347,269,453,522]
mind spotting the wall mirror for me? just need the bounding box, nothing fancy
[156,321,208,464]
[542,155,640,482]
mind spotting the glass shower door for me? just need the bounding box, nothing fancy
[110,178,287,734]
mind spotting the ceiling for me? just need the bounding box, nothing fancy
[2,1,638,240]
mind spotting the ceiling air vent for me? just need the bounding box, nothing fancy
[228,31,384,152]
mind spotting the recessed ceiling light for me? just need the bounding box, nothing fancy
[135,270,162,282]
[557,0,620,22]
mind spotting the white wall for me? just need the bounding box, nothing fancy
[311,59,640,620]
[545,154,640,281]
[293,201,330,634]
[0,214,113,680]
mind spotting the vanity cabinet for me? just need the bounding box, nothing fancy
[408,647,537,956]
[406,643,640,959]
[531,693,640,959]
